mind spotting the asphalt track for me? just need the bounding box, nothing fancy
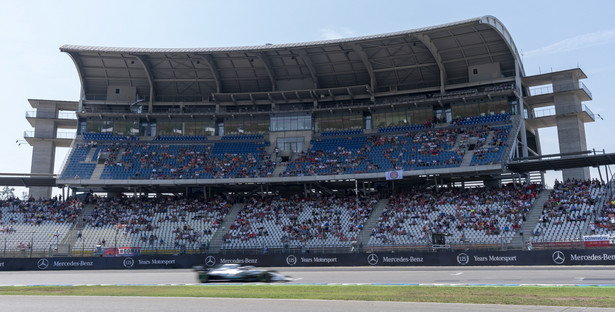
[1,266,615,286]
[1,266,614,311]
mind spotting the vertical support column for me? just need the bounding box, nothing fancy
[553,73,590,181]
[29,102,59,199]
[515,62,530,184]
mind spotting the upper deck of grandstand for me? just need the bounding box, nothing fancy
[60,16,520,107]
[57,110,517,193]
[23,15,602,200]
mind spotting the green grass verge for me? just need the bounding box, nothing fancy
[0,285,614,307]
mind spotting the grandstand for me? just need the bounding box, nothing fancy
[13,16,615,256]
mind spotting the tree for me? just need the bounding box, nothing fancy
[0,186,15,200]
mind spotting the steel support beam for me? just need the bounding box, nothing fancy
[257,52,277,91]
[348,43,376,94]
[197,54,222,94]
[412,34,447,93]
[65,52,87,100]
[294,50,319,89]
[133,55,156,113]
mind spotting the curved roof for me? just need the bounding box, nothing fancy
[60,15,522,101]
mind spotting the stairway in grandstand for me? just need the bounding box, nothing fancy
[355,198,389,251]
[484,130,495,144]
[206,202,244,253]
[509,189,551,249]
[272,163,287,177]
[460,151,475,167]
[85,147,97,161]
[90,163,106,180]
[60,203,96,248]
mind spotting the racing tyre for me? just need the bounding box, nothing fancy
[258,272,272,283]
[198,272,209,283]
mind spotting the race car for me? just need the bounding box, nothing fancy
[194,264,289,283]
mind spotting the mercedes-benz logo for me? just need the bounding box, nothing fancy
[123,257,135,269]
[552,251,565,265]
[456,253,469,265]
[367,253,379,266]
[286,255,297,266]
[204,256,216,267]
[37,258,49,270]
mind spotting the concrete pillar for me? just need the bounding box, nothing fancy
[553,73,590,181]
[29,140,56,199]
[28,102,61,199]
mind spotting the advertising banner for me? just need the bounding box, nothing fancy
[385,170,403,180]
[1,248,615,271]
[103,247,142,257]
[582,235,611,248]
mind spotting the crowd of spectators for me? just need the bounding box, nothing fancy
[85,195,231,243]
[531,179,603,241]
[281,124,507,177]
[0,196,82,252]
[99,142,276,180]
[369,183,541,245]
[0,197,83,225]
[74,194,234,250]
[470,126,511,166]
[281,144,371,176]
[222,193,378,249]
[64,112,514,182]
[540,179,600,223]
[595,189,615,232]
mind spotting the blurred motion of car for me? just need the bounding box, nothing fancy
[194,264,290,283]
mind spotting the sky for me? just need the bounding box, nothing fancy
[1,0,614,197]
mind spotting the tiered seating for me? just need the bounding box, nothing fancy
[366,129,464,171]
[530,179,604,244]
[75,196,231,250]
[221,194,378,250]
[90,144,103,161]
[368,184,542,246]
[95,140,274,180]
[452,113,510,126]
[154,136,207,142]
[282,128,467,176]
[0,198,82,251]
[83,132,139,141]
[100,144,211,179]
[470,125,512,166]
[378,124,425,133]
[212,141,263,154]
[207,141,274,178]
[222,134,264,140]
[60,143,96,179]
[69,112,514,181]
[594,192,615,234]
[321,129,363,136]
[283,118,514,177]
[283,137,369,176]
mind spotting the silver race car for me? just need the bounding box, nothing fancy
[195,264,290,283]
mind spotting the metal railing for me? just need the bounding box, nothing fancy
[532,104,595,119]
[529,85,553,96]
[580,82,593,98]
[529,81,592,98]
[26,111,77,120]
[583,104,595,120]
[24,131,76,139]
